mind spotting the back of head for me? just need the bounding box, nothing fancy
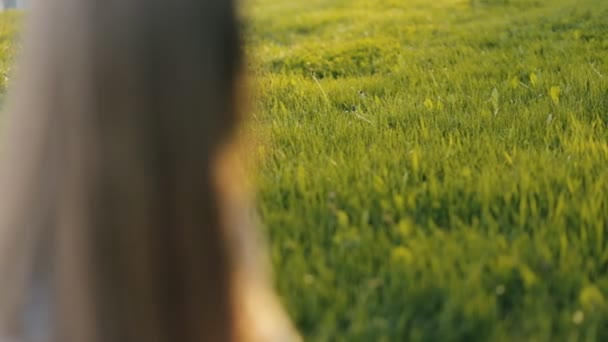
[0,0,243,341]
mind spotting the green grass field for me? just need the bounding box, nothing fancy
[245,0,608,340]
[0,11,20,104]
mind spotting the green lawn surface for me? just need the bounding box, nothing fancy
[245,0,608,340]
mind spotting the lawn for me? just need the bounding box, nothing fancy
[245,0,608,340]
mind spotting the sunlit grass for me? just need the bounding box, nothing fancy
[246,0,608,340]
[0,11,21,104]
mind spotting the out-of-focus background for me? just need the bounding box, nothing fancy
[2,0,608,340]
[0,1,26,11]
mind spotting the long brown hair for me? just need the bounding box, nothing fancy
[0,0,265,341]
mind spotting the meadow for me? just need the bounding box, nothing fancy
[245,0,608,340]
[0,0,606,340]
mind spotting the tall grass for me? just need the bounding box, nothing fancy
[0,11,21,105]
[246,0,608,340]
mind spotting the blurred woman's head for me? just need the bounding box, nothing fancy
[0,1,279,341]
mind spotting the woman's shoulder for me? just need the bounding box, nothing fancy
[235,280,302,342]
[225,200,301,342]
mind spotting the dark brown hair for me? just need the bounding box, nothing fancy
[0,0,270,341]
